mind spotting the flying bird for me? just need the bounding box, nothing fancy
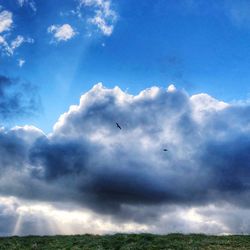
[163,148,168,152]
[116,122,121,129]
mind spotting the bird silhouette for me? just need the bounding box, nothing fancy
[163,148,168,152]
[116,122,121,129]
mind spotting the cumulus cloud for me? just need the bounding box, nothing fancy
[0,75,40,119]
[0,10,13,33]
[78,0,117,36]
[48,24,76,42]
[1,83,250,235]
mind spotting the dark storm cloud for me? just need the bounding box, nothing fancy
[198,135,250,204]
[29,137,93,180]
[0,128,29,170]
[0,75,40,119]
[1,83,250,228]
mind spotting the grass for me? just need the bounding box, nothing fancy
[0,233,250,249]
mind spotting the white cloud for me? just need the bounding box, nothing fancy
[1,198,250,235]
[11,35,25,50]
[18,58,25,67]
[48,24,76,42]
[0,35,10,53]
[0,196,149,236]
[167,84,176,92]
[79,0,117,36]
[0,8,34,56]
[89,15,113,36]
[0,10,15,56]
[0,10,13,33]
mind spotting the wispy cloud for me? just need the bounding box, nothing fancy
[17,0,37,12]
[18,58,25,67]
[0,9,34,56]
[185,0,250,29]
[0,35,34,56]
[48,24,76,42]
[78,0,117,36]
[222,0,250,27]
[11,35,25,50]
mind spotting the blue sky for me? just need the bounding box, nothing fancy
[1,0,250,132]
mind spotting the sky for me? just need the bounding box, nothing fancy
[1,0,250,236]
